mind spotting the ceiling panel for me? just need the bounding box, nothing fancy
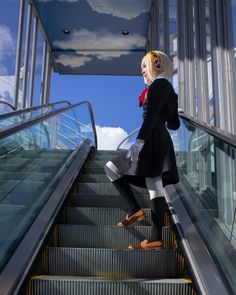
[32,0,152,75]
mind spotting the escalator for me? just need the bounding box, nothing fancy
[0,104,234,294]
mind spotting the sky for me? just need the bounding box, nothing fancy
[50,74,145,150]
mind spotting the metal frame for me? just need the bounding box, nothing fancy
[22,2,33,109]
[29,16,38,107]
[14,0,25,109]
[40,41,47,105]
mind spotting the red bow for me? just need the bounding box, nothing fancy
[138,88,148,107]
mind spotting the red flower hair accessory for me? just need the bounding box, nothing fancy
[138,87,148,107]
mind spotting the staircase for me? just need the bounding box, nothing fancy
[28,150,196,295]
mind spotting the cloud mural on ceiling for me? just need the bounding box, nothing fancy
[55,54,92,68]
[53,28,145,68]
[54,28,145,51]
[87,0,151,20]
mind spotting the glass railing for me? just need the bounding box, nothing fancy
[0,100,70,129]
[0,101,96,272]
[117,116,236,293]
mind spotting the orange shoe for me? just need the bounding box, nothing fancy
[117,209,145,226]
[128,239,163,250]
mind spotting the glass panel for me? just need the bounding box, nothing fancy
[170,118,236,293]
[169,0,178,92]
[0,102,95,271]
[0,101,69,129]
[231,0,236,93]
[0,1,20,107]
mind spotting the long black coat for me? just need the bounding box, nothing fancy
[111,78,180,188]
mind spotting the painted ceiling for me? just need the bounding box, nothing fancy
[32,0,152,75]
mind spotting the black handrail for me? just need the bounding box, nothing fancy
[0,100,71,119]
[179,113,236,148]
[117,112,236,150]
[0,100,97,149]
[116,127,140,150]
[0,100,16,111]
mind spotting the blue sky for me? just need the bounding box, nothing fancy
[50,74,145,149]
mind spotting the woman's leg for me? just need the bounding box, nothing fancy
[146,176,166,242]
[104,161,144,224]
[128,176,165,249]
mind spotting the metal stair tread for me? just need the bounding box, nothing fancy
[44,246,184,278]
[30,275,192,283]
[57,224,175,249]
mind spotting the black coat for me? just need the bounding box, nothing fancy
[111,78,180,188]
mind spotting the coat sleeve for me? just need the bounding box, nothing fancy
[166,93,180,130]
[137,79,169,142]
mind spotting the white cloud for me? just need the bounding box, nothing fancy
[55,54,92,68]
[87,0,151,20]
[96,125,131,150]
[0,25,15,74]
[54,28,145,50]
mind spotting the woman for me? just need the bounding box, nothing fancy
[104,50,180,249]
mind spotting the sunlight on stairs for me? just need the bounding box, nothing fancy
[27,150,196,295]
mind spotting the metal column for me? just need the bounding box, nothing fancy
[22,3,33,109]
[14,0,25,109]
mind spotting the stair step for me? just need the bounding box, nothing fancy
[63,207,151,225]
[57,225,175,249]
[77,183,148,196]
[80,174,110,183]
[83,167,106,174]
[44,247,184,278]
[71,193,150,208]
[30,276,193,295]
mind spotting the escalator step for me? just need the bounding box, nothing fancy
[57,225,175,250]
[64,207,151,226]
[29,276,193,295]
[77,183,148,196]
[79,174,110,183]
[44,247,184,278]
[70,193,150,208]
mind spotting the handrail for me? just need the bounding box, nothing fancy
[0,100,16,111]
[116,127,140,150]
[0,100,71,119]
[116,112,236,150]
[0,100,97,149]
[179,112,236,148]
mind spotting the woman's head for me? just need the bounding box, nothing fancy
[141,50,173,85]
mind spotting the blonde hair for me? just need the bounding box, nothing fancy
[141,50,173,79]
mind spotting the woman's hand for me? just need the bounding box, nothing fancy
[126,139,145,162]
